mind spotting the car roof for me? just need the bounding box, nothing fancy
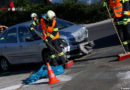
[11,18,73,27]
[1,18,74,35]
[12,21,32,27]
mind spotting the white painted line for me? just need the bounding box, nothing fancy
[0,75,72,90]
[0,84,23,90]
[117,71,130,80]
[57,75,72,81]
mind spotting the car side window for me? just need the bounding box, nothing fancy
[6,28,17,43]
[0,31,7,43]
[29,28,41,40]
[18,26,33,42]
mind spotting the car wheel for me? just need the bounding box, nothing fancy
[0,58,10,72]
[42,48,63,65]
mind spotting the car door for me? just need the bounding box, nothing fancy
[18,26,44,63]
[3,27,23,64]
[0,31,8,56]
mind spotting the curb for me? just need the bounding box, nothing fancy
[82,19,113,28]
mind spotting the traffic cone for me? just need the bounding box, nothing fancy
[46,62,60,84]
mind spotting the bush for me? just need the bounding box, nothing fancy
[0,2,109,26]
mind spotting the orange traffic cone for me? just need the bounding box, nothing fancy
[46,62,60,84]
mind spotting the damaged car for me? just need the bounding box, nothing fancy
[0,18,94,71]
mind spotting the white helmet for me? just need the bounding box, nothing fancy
[47,10,56,20]
[31,13,37,18]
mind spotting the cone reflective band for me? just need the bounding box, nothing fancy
[48,65,52,70]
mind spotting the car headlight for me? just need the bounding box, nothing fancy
[60,39,68,47]
[82,27,88,37]
[59,39,70,53]
[85,29,88,38]
[63,46,70,53]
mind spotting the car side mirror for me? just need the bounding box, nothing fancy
[25,37,34,42]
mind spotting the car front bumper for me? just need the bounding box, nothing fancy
[63,41,94,59]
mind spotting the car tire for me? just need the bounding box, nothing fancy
[42,48,63,66]
[0,58,10,72]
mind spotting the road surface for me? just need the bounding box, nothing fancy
[0,20,130,90]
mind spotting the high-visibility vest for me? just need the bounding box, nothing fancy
[41,18,59,40]
[30,19,40,31]
[122,0,130,24]
[122,0,130,18]
[110,0,124,18]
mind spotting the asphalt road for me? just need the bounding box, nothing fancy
[1,20,130,90]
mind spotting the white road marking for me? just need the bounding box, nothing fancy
[0,84,23,90]
[0,75,72,90]
[117,71,130,79]
[112,71,130,90]
[57,75,72,81]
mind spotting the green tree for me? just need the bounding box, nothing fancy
[63,0,78,3]
[13,0,30,7]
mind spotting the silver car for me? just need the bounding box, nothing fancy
[0,18,94,71]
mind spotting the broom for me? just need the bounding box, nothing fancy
[105,2,130,61]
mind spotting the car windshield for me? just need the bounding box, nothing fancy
[56,19,73,30]
[29,19,73,33]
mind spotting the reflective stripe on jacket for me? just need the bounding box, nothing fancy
[30,19,39,31]
[122,0,130,18]
[110,0,124,18]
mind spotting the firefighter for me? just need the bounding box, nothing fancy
[122,0,130,49]
[41,10,66,66]
[109,0,130,51]
[30,13,40,31]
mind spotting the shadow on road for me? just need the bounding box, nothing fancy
[0,63,42,77]
[94,34,120,49]
[75,55,118,62]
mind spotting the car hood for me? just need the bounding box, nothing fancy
[34,24,88,43]
[59,25,83,34]
[59,25,88,42]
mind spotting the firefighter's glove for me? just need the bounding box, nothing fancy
[45,39,48,42]
[103,1,107,7]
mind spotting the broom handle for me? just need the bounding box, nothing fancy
[34,30,68,60]
[36,31,61,54]
[105,3,127,54]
